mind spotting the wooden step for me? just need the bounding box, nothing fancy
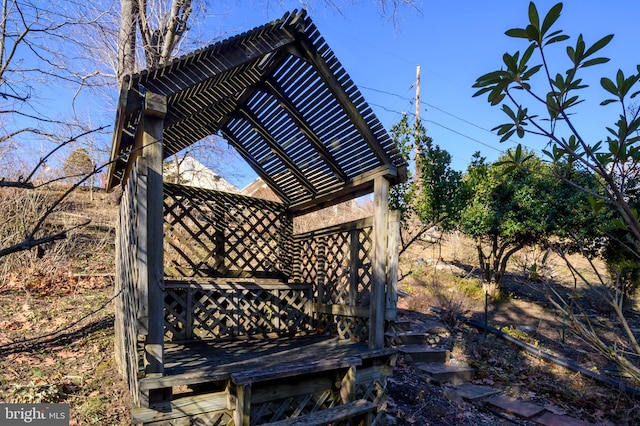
[397,345,450,364]
[416,362,476,385]
[263,399,376,426]
[132,391,229,424]
[231,357,362,385]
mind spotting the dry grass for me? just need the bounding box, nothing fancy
[0,186,116,291]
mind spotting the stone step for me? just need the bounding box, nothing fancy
[397,345,450,364]
[387,331,437,346]
[416,362,476,385]
[452,383,501,401]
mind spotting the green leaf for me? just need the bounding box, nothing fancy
[520,43,536,68]
[600,99,617,106]
[488,91,505,106]
[521,64,543,80]
[584,34,614,57]
[580,57,609,68]
[472,86,493,97]
[600,77,618,96]
[544,34,570,46]
[616,69,625,90]
[608,139,620,155]
[563,95,582,109]
[528,2,540,31]
[501,104,517,121]
[525,24,540,42]
[505,28,529,39]
[500,129,516,142]
[503,52,518,71]
[541,3,563,36]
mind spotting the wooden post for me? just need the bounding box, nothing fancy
[140,91,168,406]
[386,210,400,321]
[234,384,251,426]
[369,176,389,349]
[339,365,357,404]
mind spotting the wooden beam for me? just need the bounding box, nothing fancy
[140,29,296,96]
[386,210,400,321]
[140,91,167,377]
[290,164,397,216]
[369,176,389,349]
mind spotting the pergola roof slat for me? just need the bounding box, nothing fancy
[107,9,407,212]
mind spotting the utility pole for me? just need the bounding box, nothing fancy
[414,64,421,182]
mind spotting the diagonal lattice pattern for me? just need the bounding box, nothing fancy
[163,282,312,341]
[163,183,293,279]
[249,388,340,425]
[292,218,373,341]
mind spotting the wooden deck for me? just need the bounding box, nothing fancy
[140,334,394,391]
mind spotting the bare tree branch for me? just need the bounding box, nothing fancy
[0,219,89,257]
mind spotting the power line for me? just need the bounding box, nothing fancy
[368,102,505,154]
[363,86,542,156]
[424,120,503,153]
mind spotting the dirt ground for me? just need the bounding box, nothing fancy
[1,275,639,425]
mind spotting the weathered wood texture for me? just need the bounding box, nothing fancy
[132,335,393,424]
[160,185,396,345]
[108,11,408,212]
[163,183,293,279]
[163,280,312,341]
[141,92,167,379]
[263,399,376,426]
[370,176,389,349]
[114,158,147,407]
[293,217,374,342]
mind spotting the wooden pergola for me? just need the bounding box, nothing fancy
[108,9,407,426]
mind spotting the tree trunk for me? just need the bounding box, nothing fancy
[118,0,138,82]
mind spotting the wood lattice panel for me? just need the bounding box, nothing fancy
[324,231,351,305]
[146,410,232,426]
[292,218,373,341]
[336,316,369,342]
[163,183,293,279]
[163,281,312,341]
[249,388,341,425]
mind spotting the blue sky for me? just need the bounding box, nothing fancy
[206,0,640,187]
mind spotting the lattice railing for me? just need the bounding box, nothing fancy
[163,280,313,341]
[163,183,293,279]
[292,217,373,342]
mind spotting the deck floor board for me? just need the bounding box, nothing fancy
[162,334,394,379]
